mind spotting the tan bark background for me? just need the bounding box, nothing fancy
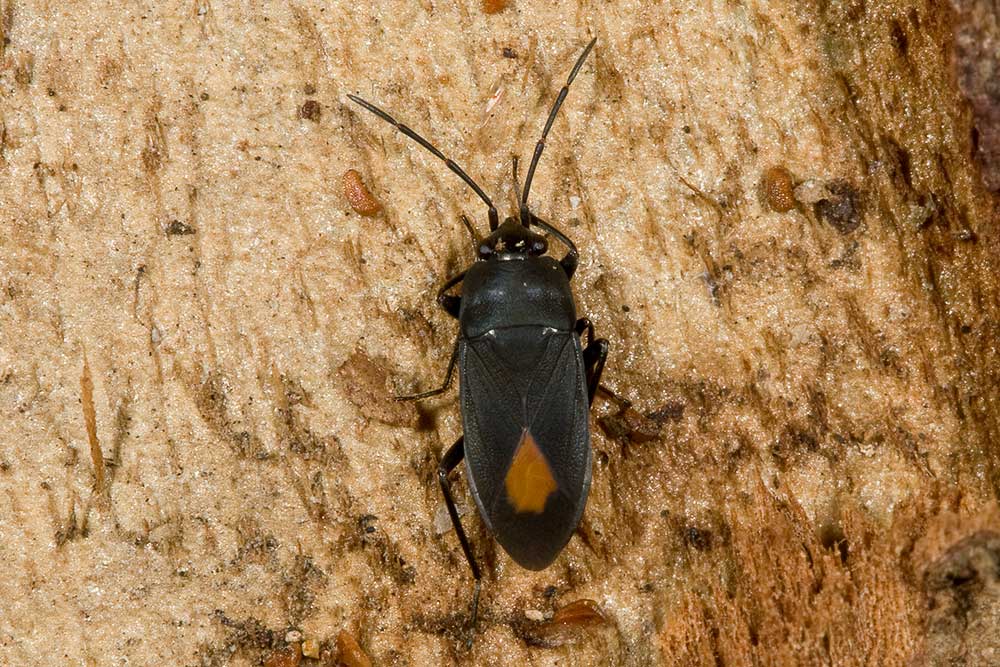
[1,0,999,665]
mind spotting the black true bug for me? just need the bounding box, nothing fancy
[348,38,606,634]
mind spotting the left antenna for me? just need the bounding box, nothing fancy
[349,95,499,230]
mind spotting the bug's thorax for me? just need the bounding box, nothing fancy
[459,253,577,338]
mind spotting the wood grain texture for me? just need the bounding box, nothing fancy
[0,0,998,665]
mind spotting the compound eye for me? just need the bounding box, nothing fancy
[479,243,495,259]
[530,238,548,255]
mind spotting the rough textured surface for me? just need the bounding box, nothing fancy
[954,0,1000,192]
[1,1,999,665]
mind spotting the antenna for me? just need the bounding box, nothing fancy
[519,38,596,224]
[348,94,500,230]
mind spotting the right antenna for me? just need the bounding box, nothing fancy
[519,38,597,225]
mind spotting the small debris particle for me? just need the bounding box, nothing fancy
[685,525,713,551]
[304,83,316,95]
[14,65,32,86]
[525,609,545,622]
[200,92,209,101]
[81,354,104,494]
[905,200,935,229]
[793,179,831,204]
[763,166,796,212]
[166,220,195,236]
[569,195,581,209]
[814,179,862,234]
[263,645,300,667]
[301,638,320,659]
[502,47,517,59]
[299,99,321,122]
[551,599,606,626]
[482,0,509,13]
[140,145,162,173]
[284,630,302,643]
[336,631,372,667]
[484,85,505,116]
[525,599,609,648]
[342,170,382,217]
[647,401,685,423]
[890,19,909,56]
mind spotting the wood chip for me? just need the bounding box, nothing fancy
[263,645,301,667]
[524,599,609,647]
[80,353,104,493]
[763,166,796,212]
[482,0,509,13]
[336,630,372,667]
[343,169,382,216]
[301,637,320,659]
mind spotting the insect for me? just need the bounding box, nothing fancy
[349,38,606,636]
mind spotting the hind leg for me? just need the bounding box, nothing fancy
[575,318,609,405]
[438,437,482,645]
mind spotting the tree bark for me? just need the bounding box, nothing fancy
[1,1,998,665]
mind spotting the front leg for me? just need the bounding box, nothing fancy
[437,270,465,319]
[527,212,579,279]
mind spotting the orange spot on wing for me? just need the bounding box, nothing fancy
[505,429,557,514]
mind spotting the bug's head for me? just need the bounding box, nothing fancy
[480,217,548,259]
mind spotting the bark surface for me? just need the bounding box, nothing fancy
[1,1,999,665]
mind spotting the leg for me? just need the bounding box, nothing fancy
[395,336,459,401]
[436,271,465,319]
[459,214,480,247]
[438,437,482,643]
[528,212,579,279]
[397,273,465,400]
[576,318,608,405]
[583,339,608,406]
[575,316,596,342]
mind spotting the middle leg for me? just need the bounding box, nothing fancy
[396,336,459,401]
[397,271,466,400]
